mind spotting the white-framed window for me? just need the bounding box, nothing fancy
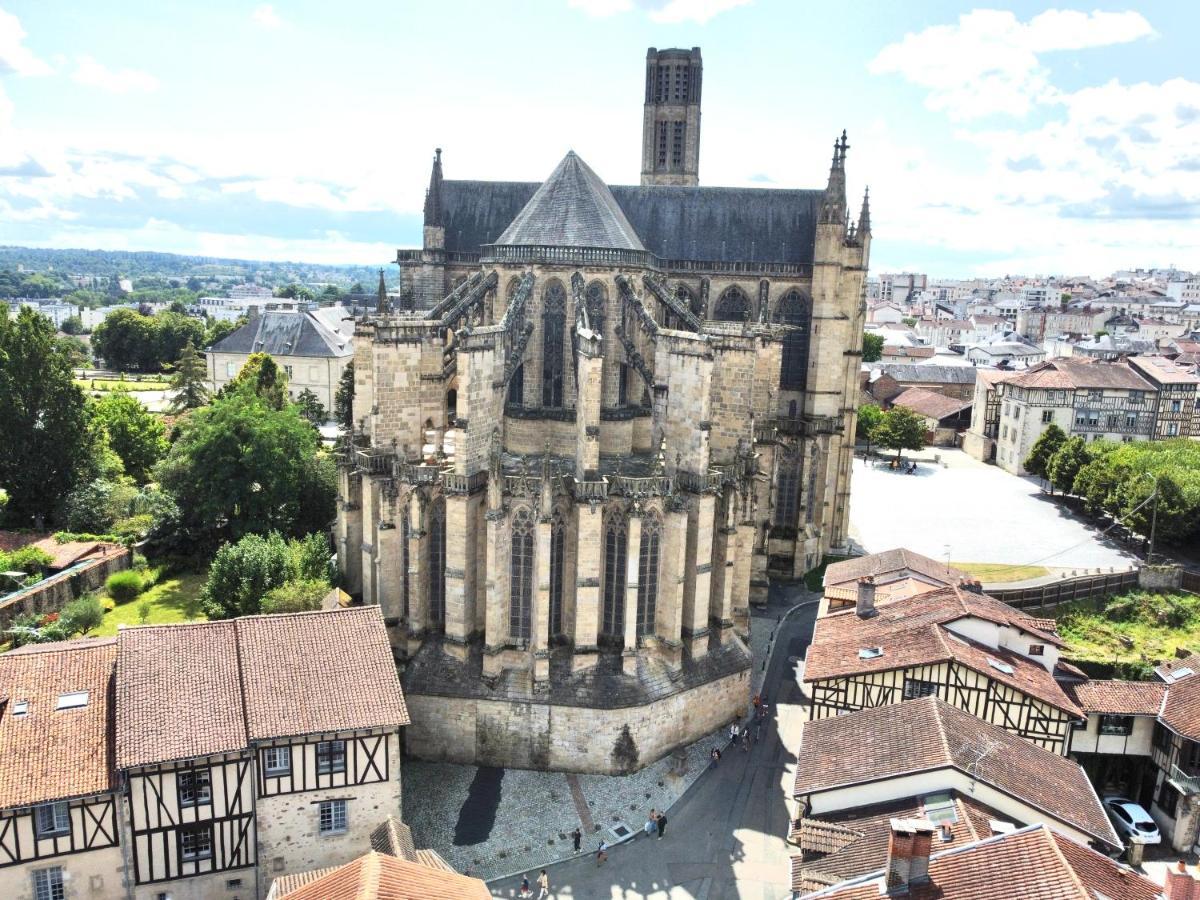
[319,799,347,835]
[284,365,293,378]
[226,361,236,377]
[1041,410,1053,424]
[34,802,70,838]
[316,740,346,775]
[180,824,213,861]
[264,746,291,776]
[177,768,212,807]
[33,867,65,900]
[1168,423,1179,436]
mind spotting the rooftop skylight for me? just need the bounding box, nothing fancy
[986,657,1014,675]
[55,691,89,711]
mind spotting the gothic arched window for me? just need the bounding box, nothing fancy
[507,364,524,405]
[774,451,801,527]
[542,282,566,407]
[586,281,607,334]
[714,286,751,322]
[774,289,812,391]
[550,512,565,637]
[602,511,627,639]
[428,499,446,630]
[636,515,661,640]
[509,508,534,641]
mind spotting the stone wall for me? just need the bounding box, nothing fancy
[1139,564,1183,592]
[0,845,125,900]
[404,664,750,774]
[0,548,131,630]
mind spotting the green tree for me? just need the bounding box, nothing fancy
[154,310,205,368]
[200,532,293,619]
[261,578,330,614]
[60,315,85,335]
[61,595,105,634]
[91,307,157,370]
[335,361,355,429]
[1072,455,1121,517]
[296,388,326,426]
[873,406,927,463]
[861,332,884,363]
[856,403,883,455]
[155,387,330,547]
[227,352,288,410]
[204,316,243,348]
[93,392,167,482]
[63,478,138,533]
[1047,436,1088,495]
[0,307,96,527]
[1117,473,1197,547]
[1023,423,1066,481]
[275,283,314,301]
[169,340,211,412]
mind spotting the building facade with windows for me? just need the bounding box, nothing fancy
[337,48,871,773]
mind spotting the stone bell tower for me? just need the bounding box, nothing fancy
[640,47,702,186]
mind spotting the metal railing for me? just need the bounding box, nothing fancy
[1171,764,1200,795]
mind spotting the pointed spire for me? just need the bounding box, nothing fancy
[376,268,388,314]
[423,147,444,228]
[858,187,871,235]
[821,130,850,226]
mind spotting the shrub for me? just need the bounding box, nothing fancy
[136,597,152,623]
[0,546,53,574]
[131,552,149,571]
[106,570,144,603]
[61,595,106,635]
[261,578,330,614]
[290,532,333,582]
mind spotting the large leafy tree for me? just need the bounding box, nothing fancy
[91,307,157,370]
[155,384,332,548]
[0,307,96,527]
[856,403,883,455]
[93,392,167,482]
[861,332,884,364]
[1023,423,1066,481]
[226,352,288,410]
[1047,436,1088,495]
[154,311,205,369]
[168,340,210,412]
[296,388,327,427]
[873,405,927,462]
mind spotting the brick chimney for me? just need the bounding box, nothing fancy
[1166,861,1199,900]
[886,818,935,893]
[857,576,877,618]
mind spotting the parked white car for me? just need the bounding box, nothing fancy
[1103,796,1161,845]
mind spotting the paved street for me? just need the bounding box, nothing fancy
[848,449,1139,570]
[486,596,818,899]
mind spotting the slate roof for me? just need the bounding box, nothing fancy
[793,698,1118,847]
[208,307,352,358]
[272,851,491,900]
[890,387,972,422]
[0,639,117,808]
[802,824,1159,899]
[439,178,823,265]
[876,364,978,385]
[117,607,408,769]
[1063,679,1166,716]
[494,152,646,251]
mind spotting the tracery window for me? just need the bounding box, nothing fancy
[542,282,566,407]
[550,512,565,636]
[428,499,446,629]
[775,451,801,527]
[774,290,812,391]
[586,281,607,334]
[636,515,661,640]
[602,511,627,638]
[714,286,751,322]
[509,508,534,641]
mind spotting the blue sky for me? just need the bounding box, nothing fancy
[0,0,1197,276]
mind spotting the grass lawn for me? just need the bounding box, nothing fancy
[951,562,1051,583]
[91,569,208,636]
[75,378,172,392]
[1056,590,1200,677]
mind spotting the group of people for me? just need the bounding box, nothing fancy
[517,869,551,899]
[712,693,769,767]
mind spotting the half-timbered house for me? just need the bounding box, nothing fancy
[115,606,410,900]
[802,583,1082,753]
[0,639,123,900]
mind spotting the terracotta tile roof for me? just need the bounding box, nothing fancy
[804,586,1077,715]
[370,815,417,861]
[117,607,408,768]
[1063,679,1166,716]
[30,537,111,571]
[274,851,491,900]
[0,639,117,808]
[1156,652,1200,683]
[238,607,409,741]
[823,550,971,593]
[1128,355,1199,385]
[0,531,41,553]
[1160,676,1200,740]
[890,387,972,421]
[1004,357,1154,391]
[116,621,247,769]
[802,824,1159,899]
[973,368,1020,389]
[793,698,1117,846]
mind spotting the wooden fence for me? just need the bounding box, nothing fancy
[1183,570,1200,595]
[989,569,1139,611]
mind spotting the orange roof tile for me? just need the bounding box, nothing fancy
[274,851,491,900]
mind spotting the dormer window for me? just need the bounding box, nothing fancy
[1028,644,1044,656]
[55,691,88,711]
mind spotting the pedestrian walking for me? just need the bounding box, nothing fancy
[519,874,531,898]
[657,814,668,839]
[729,722,740,746]
[572,827,582,853]
[741,726,751,752]
[596,840,609,866]
[753,717,763,744]
[752,693,762,715]
[537,869,550,899]
[644,813,656,838]
[710,747,721,768]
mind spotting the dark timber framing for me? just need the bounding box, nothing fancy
[0,794,119,867]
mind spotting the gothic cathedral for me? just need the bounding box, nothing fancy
[336,48,870,773]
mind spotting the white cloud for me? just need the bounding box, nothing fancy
[72,56,158,93]
[646,0,751,24]
[567,0,632,16]
[0,9,52,77]
[870,9,1154,120]
[252,4,282,29]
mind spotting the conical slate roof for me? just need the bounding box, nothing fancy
[494,151,646,251]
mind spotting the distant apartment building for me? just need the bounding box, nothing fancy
[1166,279,1200,302]
[228,284,276,300]
[206,303,353,414]
[1017,304,1108,342]
[878,273,927,304]
[991,357,1200,474]
[964,341,1046,369]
